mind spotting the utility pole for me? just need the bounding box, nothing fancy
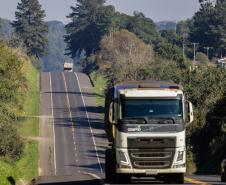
[192,43,198,61]
[182,42,185,59]
[192,43,198,69]
[204,46,213,59]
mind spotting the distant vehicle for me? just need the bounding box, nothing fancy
[63,60,74,72]
[104,81,194,184]
[221,159,226,182]
[217,57,226,69]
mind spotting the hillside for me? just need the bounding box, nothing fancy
[0,18,13,38]
[156,21,177,31]
[0,19,67,71]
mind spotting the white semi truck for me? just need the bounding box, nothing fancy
[63,60,74,72]
[104,81,194,184]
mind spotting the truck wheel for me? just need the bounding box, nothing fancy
[222,172,226,182]
[164,174,184,184]
[174,173,184,184]
[105,149,115,183]
[163,175,174,184]
[115,174,131,184]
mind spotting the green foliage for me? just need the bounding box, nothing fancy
[125,12,160,45]
[189,0,226,57]
[176,19,191,37]
[155,42,185,65]
[96,30,154,85]
[65,2,160,58]
[0,44,31,162]
[12,0,48,58]
[65,0,113,57]
[0,122,24,161]
[195,52,209,64]
[160,30,180,45]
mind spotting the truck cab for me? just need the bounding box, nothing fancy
[63,60,74,72]
[105,81,194,184]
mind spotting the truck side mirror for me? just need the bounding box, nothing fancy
[186,101,194,126]
[109,102,116,124]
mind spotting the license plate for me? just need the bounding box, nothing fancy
[145,170,158,175]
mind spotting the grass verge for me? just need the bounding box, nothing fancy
[90,71,106,113]
[0,60,39,185]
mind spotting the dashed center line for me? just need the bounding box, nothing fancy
[185,177,211,185]
[61,72,80,173]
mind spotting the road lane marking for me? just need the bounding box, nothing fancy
[74,72,103,173]
[185,177,210,185]
[49,72,57,176]
[82,172,106,185]
[62,72,81,173]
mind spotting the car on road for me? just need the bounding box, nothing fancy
[222,159,226,182]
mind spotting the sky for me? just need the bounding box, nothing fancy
[0,0,200,23]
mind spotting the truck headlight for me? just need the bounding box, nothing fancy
[177,151,184,162]
[118,151,130,166]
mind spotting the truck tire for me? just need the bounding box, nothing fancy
[174,173,184,184]
[115,174,131,184]
[164,174,184,184]
[105,149,115,183]
[222,172,226,182]
[163,175,173,184]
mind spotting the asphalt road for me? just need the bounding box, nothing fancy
[38,72,224,185]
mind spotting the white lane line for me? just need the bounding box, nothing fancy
[49,72,57,176]
[74,72,103,173]
[82,172,106,185]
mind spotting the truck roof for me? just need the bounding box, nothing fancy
[115,80,183,91]
[64,62,73,67]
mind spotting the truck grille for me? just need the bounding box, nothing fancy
[127,137,176,169]
[129,149,175,169]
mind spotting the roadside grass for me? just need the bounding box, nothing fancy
[90,71,106,117]
[17,59,40,181]
[0,59,40,185]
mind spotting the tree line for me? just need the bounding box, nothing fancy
[0,0,47,163]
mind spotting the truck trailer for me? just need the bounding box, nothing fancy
[104,81,194,184]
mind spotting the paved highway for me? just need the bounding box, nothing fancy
[38,72,224,185]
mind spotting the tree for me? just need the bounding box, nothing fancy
[211,0,226,56]
[65,0,115,57]
[189,0,215,55]
[96,30,154,84]
[176,19,191,37]
[125,11,161,45]
[189,0,226,57]
[12,0,48,58]
[160,30,180,45]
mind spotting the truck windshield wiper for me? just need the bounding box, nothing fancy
[124,117,176,125]
[125,117,148,124]
[149,117,175,124]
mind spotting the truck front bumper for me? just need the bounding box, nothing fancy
[117,166,186,175]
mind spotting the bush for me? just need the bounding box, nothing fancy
[0,44,27,162]
[0,122,24,162]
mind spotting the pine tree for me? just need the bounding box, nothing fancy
[211,0,226,56]
[12,0,48,58]
[189,0,215,54]
[65,0,114,57]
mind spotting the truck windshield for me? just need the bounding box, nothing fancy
[121,99,183,120]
